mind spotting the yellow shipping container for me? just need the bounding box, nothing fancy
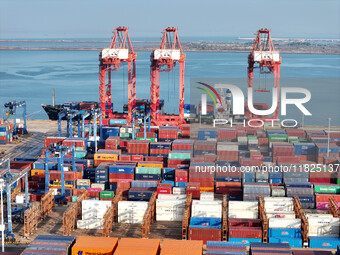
[137,162,163,168]
[31,169,45,176]
[200,187,214,193]
[94,153,119,161]
[72,236,118,255]
[114,238,160,255]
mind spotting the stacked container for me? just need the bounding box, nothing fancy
[150,142,171,156]
[118,201,148,223]
[189,200,222,244]
[189,163,215,192]
[265,197,302,247]
[228,218,262,244]
[21,235,76,255]
[159,126,178,141]
[77,200,112,229]
[243,183,270,201]
[293,143,316,162]
[285,183,314,209]
[307,213,340,248]
[156,194,186,221]
[228,201,258,219]
[206,241,247,255]
[197,128,217,141]
[250,243,292,255]
[0,124,13,144]
[217,142,238,161]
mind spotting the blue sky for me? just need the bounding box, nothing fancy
[0,0,339,39]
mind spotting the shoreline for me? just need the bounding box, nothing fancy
[0,46,339,54]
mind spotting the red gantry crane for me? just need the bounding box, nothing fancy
[150,27,186,128]
[247,28,281,120]
[99,26,136,124]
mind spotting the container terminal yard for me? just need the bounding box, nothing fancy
[0,27,340,255]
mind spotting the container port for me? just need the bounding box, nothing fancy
[0,6,339,254]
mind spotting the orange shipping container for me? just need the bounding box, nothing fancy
[72,236,118,255]
[160,239,203,255]
[114,238,160,255]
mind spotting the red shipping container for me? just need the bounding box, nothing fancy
[204,154,217,163]
[229,219,261,228]
[157,186,172,195]
[136,132,156,138]
[128,141,150,154]
[88,190,100,198]
[10,161,32,170]
[186,182,200,199]
[44,137,66,148]
[105,137,119,150]
[191,157,205,163]
[168,159,190,166]
[131,155,144,161]
[276,156,300,164]
[215,187,243,196]
[119,155,131,161]
[172,140,194,151]
[217,128,237,141]
[228,226,262,238]
[315,194,340,202]
[217,151,238,161]
[181,125,190,138]
[188,227,221,244]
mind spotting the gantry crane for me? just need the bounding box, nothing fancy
[150,27,186,128]
[99,26,137,124]
[247,29,281,120]
[3,101,27,135]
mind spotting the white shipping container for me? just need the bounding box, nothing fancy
[102,48,129,60]
[173,187,186,195]
[82,200,112,220]
[308,217,339,237]
[266,211,296,219]
[77,219,103,229]
[200,192,214,201]
[91,183,105,190]
[118,201,148,224]
[229,201,258,211]
[157,194,186,200]
[306,213,334,219]
[269,218,301,229]
[77,179,91,186]
[228,210,258,219]
[264,197,293,202]
[217,144,238,151]
[265,202,294,212]
[254,51,280,62]
[192,201,222,218]
[154,49,181,60]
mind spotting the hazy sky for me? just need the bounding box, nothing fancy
[0,0,339,39]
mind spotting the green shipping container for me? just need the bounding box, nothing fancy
[168,152,191,160]
[314,185,340,194]
[120,133,132,138]
[71,196,78,202]
[100,191,115,198]
[272,189,286,197]
[268,135,288,142]
[88,197,99,200]
[136,167,161,174]
[136,137,157,142]
[338,179,340,185]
